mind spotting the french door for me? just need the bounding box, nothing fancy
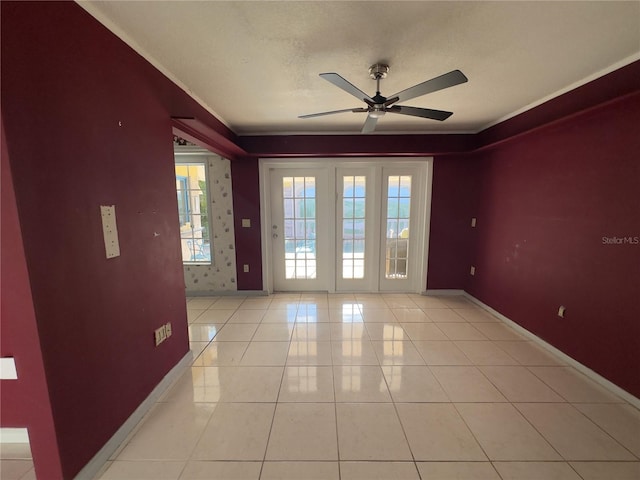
[263,160,431,293]
[269,168,331,291]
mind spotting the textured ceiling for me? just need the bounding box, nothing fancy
[80,1,640,135]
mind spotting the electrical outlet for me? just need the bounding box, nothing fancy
[154,325,167,346]
[557,306,566,318]
[243,264,249,273]
[471,217,477,227]
[470,266,476,276]
[165,322,172,338]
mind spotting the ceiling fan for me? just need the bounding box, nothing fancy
[299,64,468,133]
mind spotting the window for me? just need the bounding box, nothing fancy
[282,176,317,279]
[175,162,212,264]
[176,176,189,226]
[385,175,411,279]
[341,175,366,279]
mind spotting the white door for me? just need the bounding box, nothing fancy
[270,168,331,291]
[263,160,430,293]
[335,166,379,292]
[378,167,427,292]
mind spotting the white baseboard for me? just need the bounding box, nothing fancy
[73,351,194,480]
[186,289,268,297]
[423,289,465,296]
[462,292,640,410]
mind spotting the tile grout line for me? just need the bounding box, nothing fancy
[379,361,423,480]
[420,306,495,477]
[331,341,341,480]
[258,301,298,478]
[430,304,563,474]
[175,301,225,480]
[168,294,640,480]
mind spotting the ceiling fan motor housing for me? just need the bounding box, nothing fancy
[369,63,390,79]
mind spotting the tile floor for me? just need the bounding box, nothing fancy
[2,293,638,479]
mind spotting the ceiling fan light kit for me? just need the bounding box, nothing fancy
[300,63,468,133]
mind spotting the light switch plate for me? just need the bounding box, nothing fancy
[100,205,120,259]
[242,218,251,228]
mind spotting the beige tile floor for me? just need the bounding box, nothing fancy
[2,293,638,480]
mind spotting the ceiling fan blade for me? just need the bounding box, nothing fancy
[320,73,374,103]
[361,115,378,134]
[388,105,453,121]
[383,96,399,107]
[299,107,367,119]
[390,70,468,104]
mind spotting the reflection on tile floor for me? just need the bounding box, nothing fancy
[94,293,639,479]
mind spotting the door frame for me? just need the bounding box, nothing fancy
[269,166,333,292]
[259,158,434,294]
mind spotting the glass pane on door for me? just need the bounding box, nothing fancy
[283,176,317,279]
[342,175,366,279]
[385,175,411,279]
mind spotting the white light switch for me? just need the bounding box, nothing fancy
[471,217,477,227]
[100,205,120,259]
[242,218,251,228]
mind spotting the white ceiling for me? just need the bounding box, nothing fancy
[80,1,639,135]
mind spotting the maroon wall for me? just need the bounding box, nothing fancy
[427,154,482,289]
[0,2,207,477]
[231,157,264,290]
[1,118,64,479]
[467,93,640,397]
[477,61,640,148]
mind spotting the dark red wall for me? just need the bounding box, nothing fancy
[477,61,640,147]
[467,93,640,397]
[231,157,264,290]
[427,154,481,289]
[1,118,64,479]
[0,2,212,477]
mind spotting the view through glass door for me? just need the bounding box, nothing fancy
[336,167,378,291]
[270,168,330,291]
[264,160,430,293]
[379,171,417,291]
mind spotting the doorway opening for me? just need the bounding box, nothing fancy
[260,159,433,293]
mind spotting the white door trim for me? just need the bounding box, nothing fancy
[259,158,433,293]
